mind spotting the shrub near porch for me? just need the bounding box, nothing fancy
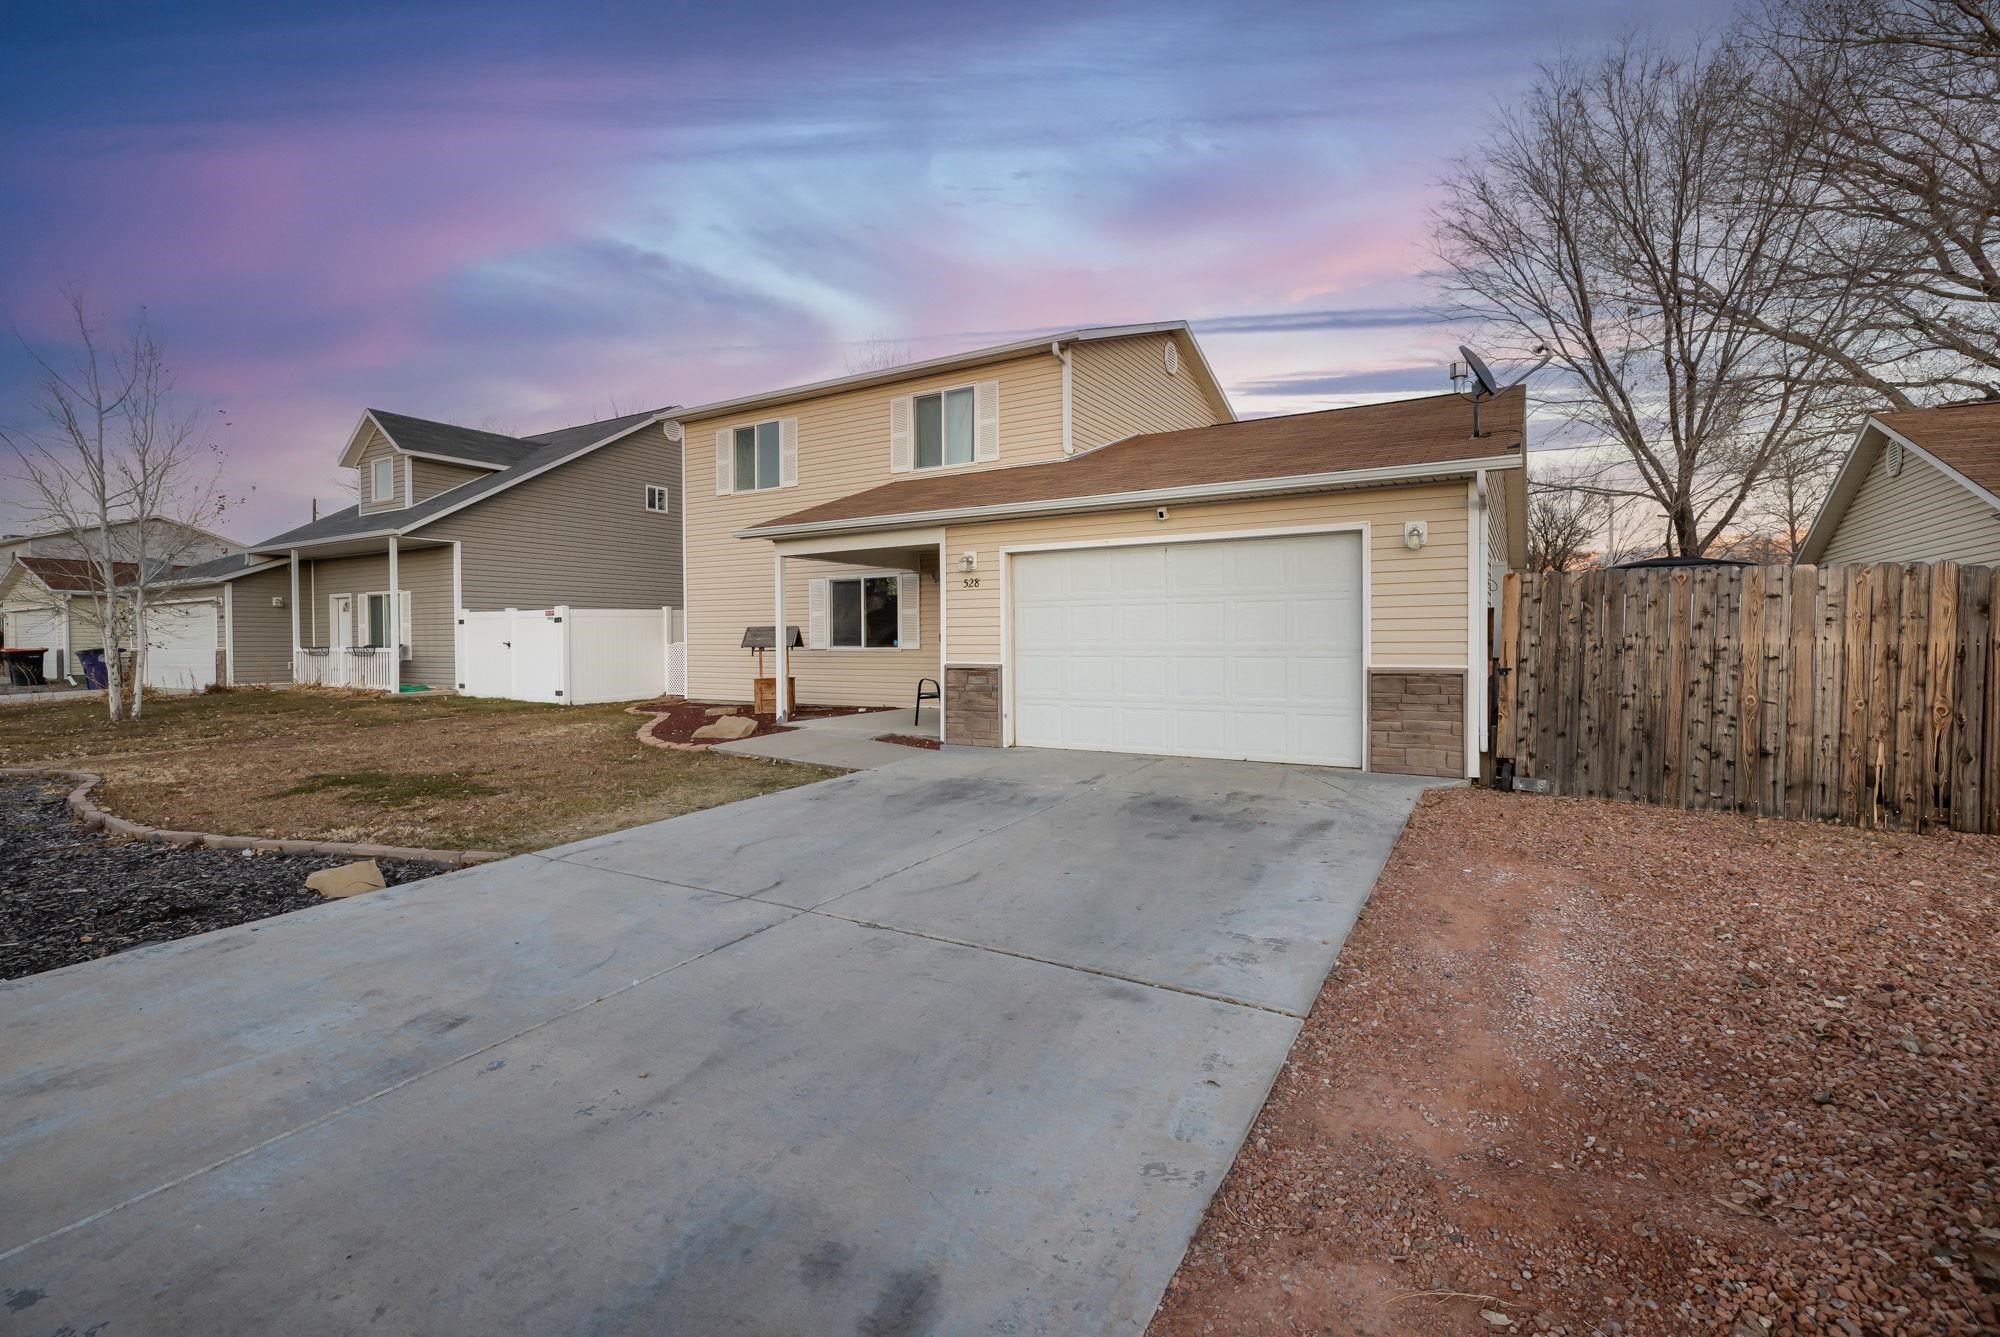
[0,690,835,855]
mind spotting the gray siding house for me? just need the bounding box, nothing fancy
[1799,398,2000,567]
[186,407,684,700]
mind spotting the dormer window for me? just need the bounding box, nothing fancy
[371,457,395,502]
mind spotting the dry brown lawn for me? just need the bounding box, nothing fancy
[0,688,837,854]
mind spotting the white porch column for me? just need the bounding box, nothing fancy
[772,551,789,720]
[385,535,400,694]
[288,549,300,651]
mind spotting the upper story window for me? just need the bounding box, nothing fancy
[370,457,394,502]
[889,379,998,475]
[716,417,796,494]
[915,388,975,469]
[644,484,670,513]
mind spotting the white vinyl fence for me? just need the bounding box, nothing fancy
[456,606,684,705]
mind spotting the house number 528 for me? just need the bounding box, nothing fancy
[960,576,982,589]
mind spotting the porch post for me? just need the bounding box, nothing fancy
[288,548,300,657]
[772,551,789,720]
[386,534,400,694]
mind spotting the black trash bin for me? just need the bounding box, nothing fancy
[1,649,47,686]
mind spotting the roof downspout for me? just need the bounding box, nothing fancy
[1053,340,1073,455]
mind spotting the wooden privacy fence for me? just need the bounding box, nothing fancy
[1494,562,2000,834]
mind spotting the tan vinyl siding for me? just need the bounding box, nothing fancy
[423,422,682,611]
[410,457,488,504]
[228,565,294,683]
[684,351,1063,703]
[941,482,1473,669]
[1069,331,1225,452]
[354,426,405,515]
[292,547,454,687]
[1819,443,2000,565]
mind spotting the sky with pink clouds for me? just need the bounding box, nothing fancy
[0,0,1736,540]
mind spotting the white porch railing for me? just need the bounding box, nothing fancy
[294,646,400,692]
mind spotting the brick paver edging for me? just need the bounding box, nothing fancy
[1,767,506,867]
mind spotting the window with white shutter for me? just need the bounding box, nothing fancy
[779,416,798,487]
[815,573,907,648]
[722,420,785,491]
[902,381,997,470]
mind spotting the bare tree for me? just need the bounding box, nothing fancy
[1525,489,1601,571]
[1434,40,1871,556]
[843,334,912,374]
[1716,0,2000,405]
[1,289,232,720]
[1525,463,1607,570]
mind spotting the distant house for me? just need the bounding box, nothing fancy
[0,520,241,687]
[186,407,685,701]
[1798,397,2000,567]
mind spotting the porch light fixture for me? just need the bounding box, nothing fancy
[1403,521,1428,551]
[959,551,977,572]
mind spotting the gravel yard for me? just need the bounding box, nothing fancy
[1151,788,1999,1337]
[2,779,442,980]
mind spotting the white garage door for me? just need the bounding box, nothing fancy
[1010,532,1365,767]
[9,607,66,680]
[141,601,218,692]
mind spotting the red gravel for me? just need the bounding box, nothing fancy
[636,700,870,747]
[875,733,942,751]
[1150,788,2000,1337]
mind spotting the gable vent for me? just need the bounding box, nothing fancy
[1163,341,1180,375]
[1886,440,1904,477]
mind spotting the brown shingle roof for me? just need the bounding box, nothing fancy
[13,556,186,593]
[748,386,1524,534]
[1879,397,2000,497]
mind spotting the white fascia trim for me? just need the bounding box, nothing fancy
[772,527,946,557]
[669,322,1199,426]
[1795,419,1886,563]
[735,454,1525,540]
[397,448,506,472]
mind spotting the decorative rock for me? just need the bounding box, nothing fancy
[306,860,386,898]
[704,706,740,717]
[692,715,759,741]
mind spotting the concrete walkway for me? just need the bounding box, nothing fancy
[713,705,938,770]
[0,747,1436,1336]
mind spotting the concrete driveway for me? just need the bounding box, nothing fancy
[0,747,1434,1337]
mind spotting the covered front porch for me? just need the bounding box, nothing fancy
[272,534,456,694]
[767,527,946,741]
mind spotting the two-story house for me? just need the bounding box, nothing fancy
[184,406,686,701]
[679,321,1527,779]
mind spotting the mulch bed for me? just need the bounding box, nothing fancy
[875,733,942,751]
[636,700,872,747]
[2,779,443,981]
[1151,788,2000,1337]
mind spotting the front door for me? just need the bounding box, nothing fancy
[329,594,353,650]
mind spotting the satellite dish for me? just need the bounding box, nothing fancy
[1450,342,1548,439]
[1458,345,1500,397]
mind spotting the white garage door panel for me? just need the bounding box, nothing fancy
[1010,533,1365,767]
[143,602,218,692]
[12,608,66,680]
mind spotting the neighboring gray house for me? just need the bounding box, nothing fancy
[186,406,685,702]
[0,519,239,651]
[1799,397,2000,567]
